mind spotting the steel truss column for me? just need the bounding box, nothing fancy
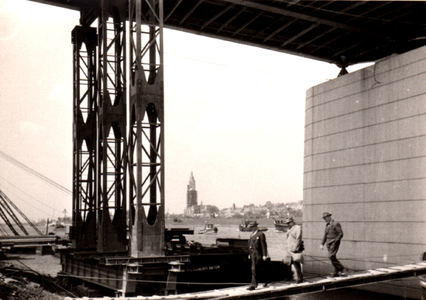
[128,0,165,257]
[71,26,97,250]
[97,0,127,253]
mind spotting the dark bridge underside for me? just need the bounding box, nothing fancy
[30,0,426,67]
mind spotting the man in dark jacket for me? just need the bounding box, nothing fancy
[247,221,269,290]
[320,212,345,277]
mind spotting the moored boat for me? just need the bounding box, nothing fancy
[274,219,289,232]
[199,223,218,234]
[239,220,268,232]
[239,220,257,232]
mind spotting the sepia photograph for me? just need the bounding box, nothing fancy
[0,1,425,299]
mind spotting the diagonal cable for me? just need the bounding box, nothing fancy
[0,150,71,195]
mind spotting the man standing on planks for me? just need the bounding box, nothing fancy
[247,221,270,290]
[320,212,346,277]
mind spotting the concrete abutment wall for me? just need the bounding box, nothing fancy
[303,46,426,298]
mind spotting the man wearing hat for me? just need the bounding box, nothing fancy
[320,212,345,277]
[285,217,303,283]
[247,221,270,290]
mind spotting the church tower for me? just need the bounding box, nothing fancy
[187,172,198,208]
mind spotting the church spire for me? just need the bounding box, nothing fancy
[186,172,198,208]
[188,171,196,191]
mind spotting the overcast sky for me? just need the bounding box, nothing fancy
[0,0,369,221]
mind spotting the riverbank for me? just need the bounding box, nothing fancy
[166,216,302,227]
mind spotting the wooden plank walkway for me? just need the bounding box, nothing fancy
[63,261,426,300]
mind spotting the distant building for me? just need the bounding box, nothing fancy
[184,172,200,215]
[187,172,197,207]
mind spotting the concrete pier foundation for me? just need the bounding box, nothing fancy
[304,45,426,299]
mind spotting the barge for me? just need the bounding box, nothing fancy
[59,228,289,297]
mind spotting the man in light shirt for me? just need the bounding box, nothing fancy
[285,217,303,283]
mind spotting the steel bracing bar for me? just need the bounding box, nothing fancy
[0,190,42,235]
[0,201,19,236]
[0,191,28,235]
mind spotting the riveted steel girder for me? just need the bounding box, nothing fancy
[70,0,165,258]
[128,0,165,258]
[96,0,128,253]
[71,25,97,250]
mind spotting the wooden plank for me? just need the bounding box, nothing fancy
[375,268,400,273]
[315,278,336,283]
[202,263,426,300]
[389,266,415,271]
[349,272,373,278]
[403,264,426,269]
[368,270,387,275]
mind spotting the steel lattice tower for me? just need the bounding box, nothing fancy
[71,0,165,257]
